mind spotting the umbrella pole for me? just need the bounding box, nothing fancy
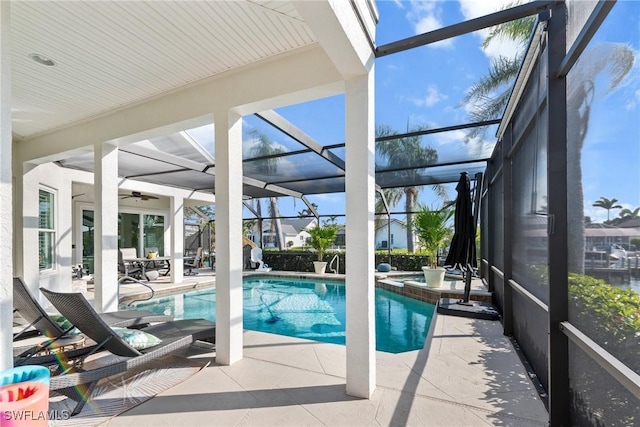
[462,262,473,303]
[461,172,482,304]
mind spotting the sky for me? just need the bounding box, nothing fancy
[189,0,640,225]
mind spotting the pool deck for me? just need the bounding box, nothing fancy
[79,270,549,425]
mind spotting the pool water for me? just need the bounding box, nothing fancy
[132,277,435,353]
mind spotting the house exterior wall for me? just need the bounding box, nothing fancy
[375,221,408,249]
[19,162,74,308]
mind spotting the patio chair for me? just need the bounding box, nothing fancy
[184,247,202,276]
[12,277,173,365]
[118,247,144,279]
[40,287,215,416]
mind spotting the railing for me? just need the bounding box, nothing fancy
[118,275,155,306]
[329,254,339,274]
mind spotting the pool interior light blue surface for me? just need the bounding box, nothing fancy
[132,277,435,353]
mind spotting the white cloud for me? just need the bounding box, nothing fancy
[624,87,640,110]
[436,129,467,145]
[405,1,454,48]
[409,85,448,107]
[458,0,527,61]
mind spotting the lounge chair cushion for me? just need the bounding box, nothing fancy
[111,327,162,350]
[49,315,81,335]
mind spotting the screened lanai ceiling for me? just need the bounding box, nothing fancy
[50,1,552,200]
[57,113,499,199]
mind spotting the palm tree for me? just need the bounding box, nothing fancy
[376,125,446,253]
[610,207,640,225]
[249,131,285,250]
[619,207,640,220]
[297,203,318,218]
[592,197,622,222]
[463,7,635,273]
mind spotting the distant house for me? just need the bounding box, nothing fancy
[585,223,640,251]
[249,218,317,249]
[374,218,411,250]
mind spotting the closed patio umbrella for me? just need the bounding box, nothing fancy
[445,172,476,276]
[438,172,499,320]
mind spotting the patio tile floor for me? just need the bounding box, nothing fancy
[103,277,548,426]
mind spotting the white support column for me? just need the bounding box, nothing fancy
[0,0,12,370]
[19,164,39,295]
[214,109,244,365]
[94,142,119,313]
[345,68,376,398]
[170,195,184,283]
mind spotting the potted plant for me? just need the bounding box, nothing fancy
[413,203,453,288]
[307,221,339,274]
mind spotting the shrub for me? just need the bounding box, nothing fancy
[568,273,640,425]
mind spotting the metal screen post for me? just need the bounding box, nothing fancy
[503,125,514,335]
[546,3,570,425]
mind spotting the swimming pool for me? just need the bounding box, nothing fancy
[131,277,435,353]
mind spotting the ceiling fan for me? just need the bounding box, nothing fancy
[119,191,159,201]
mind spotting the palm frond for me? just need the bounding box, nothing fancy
[483,15,536,49]
[461,56,522,104]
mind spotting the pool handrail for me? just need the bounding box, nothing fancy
[118,275,155,306]
[329,254,339,274]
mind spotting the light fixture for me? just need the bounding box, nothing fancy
[28,53,56,67]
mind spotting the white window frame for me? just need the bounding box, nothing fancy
[39,186,57,273]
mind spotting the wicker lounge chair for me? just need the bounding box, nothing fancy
[12,277,173,365]
[40,287,215,416]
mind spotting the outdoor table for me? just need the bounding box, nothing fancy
[123,256,172,277]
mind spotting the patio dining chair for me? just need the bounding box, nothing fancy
[118,247,144,279]
[40,287,216,416]
[12,277,173,366]
[184,247,203,276]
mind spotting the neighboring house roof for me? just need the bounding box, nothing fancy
[617,218,640,228]
[284,218,317,232]
[279,224,299,237]
[375,218,406,232]
[584,228,640,237]
[261,218,316,234]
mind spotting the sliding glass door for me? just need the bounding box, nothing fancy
[118,213,140,252]
[78,208,166,273]
[143,214,164,256]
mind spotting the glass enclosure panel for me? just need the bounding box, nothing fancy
[82,210,95,274]
[512,291,549,392]
[143,215,165,256]
[489,172,504,271]
[567,0,640,380]
[118,213,140,254]
[511,130,549,301]
[185,223,201,257]
[566,0,598,49]
[242,114,313,157]
[569,340,639,426]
